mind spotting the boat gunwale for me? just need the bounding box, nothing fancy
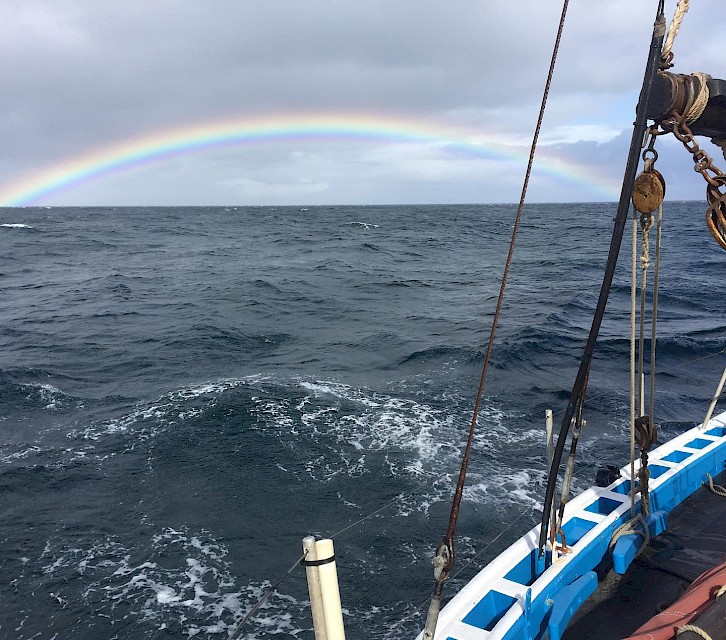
[418,411,726,640]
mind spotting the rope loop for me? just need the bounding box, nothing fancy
[705,473,726,497]
[676,624,713,640]
[610,514,650,557]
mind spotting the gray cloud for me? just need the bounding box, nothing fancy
[0,0,723,205]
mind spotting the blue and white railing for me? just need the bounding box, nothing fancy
[416,411,726,640]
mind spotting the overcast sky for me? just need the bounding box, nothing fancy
[1,1,724,206]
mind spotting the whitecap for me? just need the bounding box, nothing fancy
[33,525,304,637]
[349,221,379,229]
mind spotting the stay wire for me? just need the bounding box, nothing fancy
[443,0,571,551]
[402,503,538,628]
[329,487,423,539]
[228,486,420,639]
[228,551,307,640]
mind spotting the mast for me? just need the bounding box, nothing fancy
[538,0,668,555]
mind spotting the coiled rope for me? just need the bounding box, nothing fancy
[609,513,650,558]
[677,625,713,640]
[705,473,726,497]
[685,71,711,124]
[675,585,726,639]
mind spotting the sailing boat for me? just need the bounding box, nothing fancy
[408,1,726,639]
[286,3,726,640]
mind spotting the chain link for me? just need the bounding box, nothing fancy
[662,114,726,188]
[659,113,726,250]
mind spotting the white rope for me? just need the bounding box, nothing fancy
[705,473,726,497]
[639,213,654,416]
[610,513,650,558]
[662,0,691,63]
[685,72,711,124]
[676,624,713,640]
[673,579,726,640]
[649,203,663,440]
[702,365,726,431]
[635,212,655,514]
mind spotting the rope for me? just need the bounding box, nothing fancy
[706,473,726,497]
[685,72,711,124]
[678,348,726,368]
[330,487,422,539]
[702,365,726,431]
[449,505,536,583]
[649,203,663,436]
[610,513,650,557]
[394,503,538,632]
[676,624,713,640]
[639,213,654,419]
[662,0,690,64]
[539,3,667,554]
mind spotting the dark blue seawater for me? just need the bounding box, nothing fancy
[0,203,724,639]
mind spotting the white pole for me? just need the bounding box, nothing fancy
[303,537,328,640]
[702,366,726,431]
[545,409,554,469]
[545,409,557,543]
[315,538,346,640]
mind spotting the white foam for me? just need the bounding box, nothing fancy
[0,445,42,464]
[464,468,546,508]
[252,378,543,518]
[21,382,67,410]
[35,525,305,637]
[349,221,380,229]
[1,223,33,229]
[66,376,268,447]
[251,379,469,512]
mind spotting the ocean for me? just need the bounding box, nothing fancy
[1,203,724,639]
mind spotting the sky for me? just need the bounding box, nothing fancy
[0,0,724,207]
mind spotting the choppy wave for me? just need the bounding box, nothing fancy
[1,203,723,639]
[28,525,306,639]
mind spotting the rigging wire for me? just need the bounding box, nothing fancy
[538,0,668,555]
[228,551,307,640]
[422,3,573,634]
[396,503,538,630]
[227,487,422,638]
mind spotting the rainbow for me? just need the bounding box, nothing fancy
[0,113,620,206]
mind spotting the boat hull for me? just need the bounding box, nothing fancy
[416,411,726,640]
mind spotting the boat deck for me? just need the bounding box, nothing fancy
[563,469,726,639]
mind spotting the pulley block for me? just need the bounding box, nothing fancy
[632,169,666,214]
